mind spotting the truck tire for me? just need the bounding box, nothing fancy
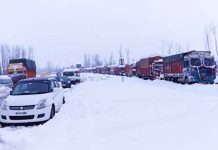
[185,77,191,85]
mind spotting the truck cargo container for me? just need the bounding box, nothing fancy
[7,59,36,84]
[136,56,162,80]
[163,51,216,84]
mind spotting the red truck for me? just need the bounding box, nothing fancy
[7,59,36,84]
[163,51,216,84]
[136,56,163,80]
[125,64,133,77]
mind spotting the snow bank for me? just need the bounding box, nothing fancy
[80,73,110,82]
[1,74,218,150]
[0,86,11,101]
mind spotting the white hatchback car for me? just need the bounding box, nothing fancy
[0,78,65,126]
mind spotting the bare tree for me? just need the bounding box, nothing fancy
[21,47,27,58]
[210,24,218,56]
[46,61,53,73]
[27,46,34,60]
[119,45,123,59]
[205,26,211,51]
[125,48,130,64]
[11,45,22,59]
[92,54,102,67]
[175,43,182,53]
[161,41,166,56]
[167,42,173,55]
[0,44,10,74]
[87,55,91,67]
[109,52,115,65]
[83,53,88,67]
[186,42,190,52]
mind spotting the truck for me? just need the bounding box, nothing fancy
[7,59,36,84]
[125,64,133,77]
[136,56,163,80]
[163,50,216,84]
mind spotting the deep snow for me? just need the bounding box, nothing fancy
[1,73,218,150]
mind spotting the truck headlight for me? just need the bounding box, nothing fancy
[1,101,7,110]
[37,99,47,109]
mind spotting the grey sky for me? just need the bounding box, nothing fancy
[0,0,217,67]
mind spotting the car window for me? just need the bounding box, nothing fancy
[12,81,49,95]
[50,81,55,89]
[54,81,60,88]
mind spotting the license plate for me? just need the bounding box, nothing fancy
[16,112,27,115]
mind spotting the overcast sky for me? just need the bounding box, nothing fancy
[0,0,217,67]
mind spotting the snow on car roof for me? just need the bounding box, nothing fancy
[0,75,11,80]
[63,68,79,72]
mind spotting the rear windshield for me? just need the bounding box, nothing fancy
[0,79,12,84]
[204,58,214,66]
[12,81,49,95]
[63,72,74,76]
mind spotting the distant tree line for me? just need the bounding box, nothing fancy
[0,44,34,74]
[83,45,133,68]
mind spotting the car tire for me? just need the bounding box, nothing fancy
[50,105,55,119]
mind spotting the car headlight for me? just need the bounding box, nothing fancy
[68,81,71,83]
[37,99,47,109]
[1,100,7,110]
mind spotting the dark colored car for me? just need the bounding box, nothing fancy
[60,76,71,88]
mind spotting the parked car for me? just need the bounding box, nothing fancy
[60,76,71,88]
[0,77,65,126]
[0,85,11,100]
[0,75,13,88]
[63,68,81,84]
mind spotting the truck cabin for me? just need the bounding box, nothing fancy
[118,65,125,76]
[183,52,215,68]
[183,51,216,83]
[152,59,163,77]
[7,63,27,76]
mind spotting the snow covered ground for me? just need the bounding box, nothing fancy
[1,73,218,150]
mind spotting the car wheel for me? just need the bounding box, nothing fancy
[50,105,55,119]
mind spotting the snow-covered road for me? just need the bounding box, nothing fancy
[1,73,218,150]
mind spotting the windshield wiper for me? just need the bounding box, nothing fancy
[32,92,48,94]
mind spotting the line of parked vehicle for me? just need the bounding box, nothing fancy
[0,67,82,127]
[82,50,216,84]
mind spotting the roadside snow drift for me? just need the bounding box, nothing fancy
[1,73,218,150]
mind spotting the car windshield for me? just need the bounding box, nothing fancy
[63,72,74,76]
[61,76,69,81]
[190,58,201,66]
[12,81,49,95]
[204,58,214,66]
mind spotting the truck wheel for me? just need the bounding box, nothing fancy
[185,77,191,85]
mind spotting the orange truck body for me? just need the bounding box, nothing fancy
[7,59,36,84]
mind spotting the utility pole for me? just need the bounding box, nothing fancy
[119,45,124,82]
